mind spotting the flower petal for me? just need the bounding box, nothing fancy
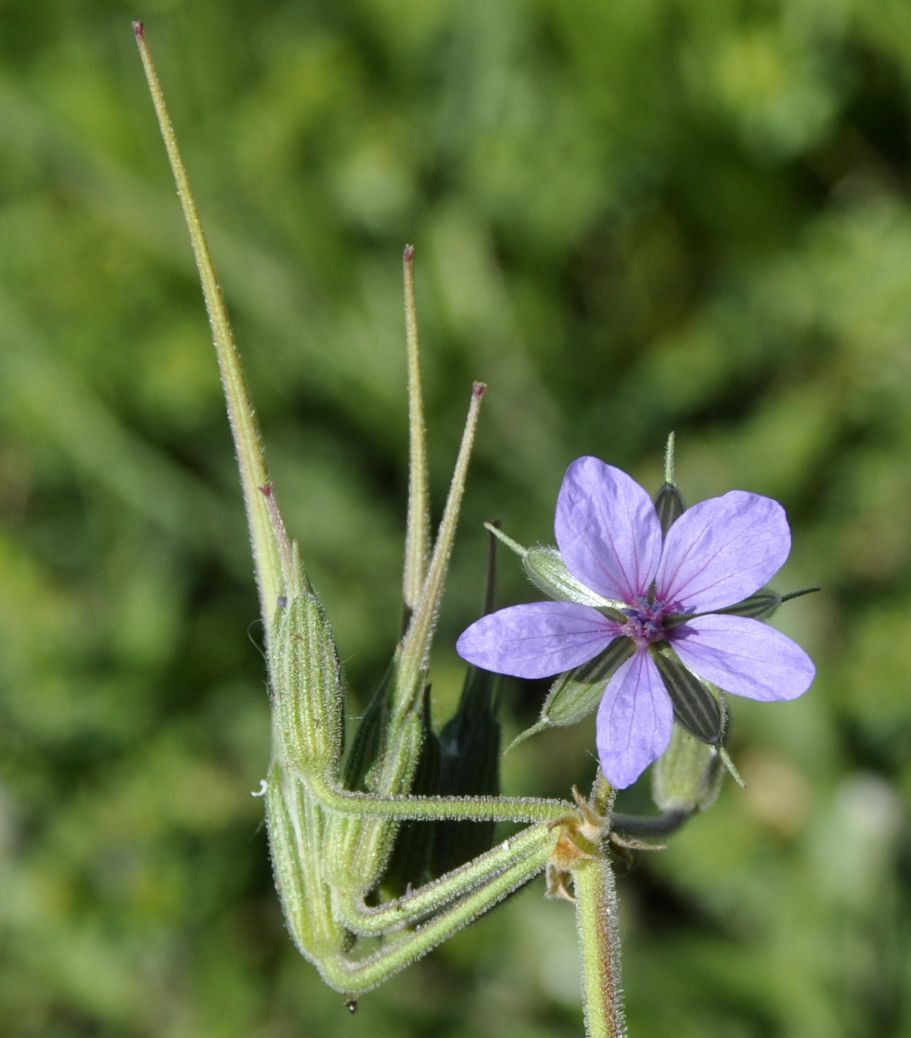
[656,491,791,612]
[595,651,673,789]
[554,456,662,603]
[456,602,617,679]
[670,614,815,701]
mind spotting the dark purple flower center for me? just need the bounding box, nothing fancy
[618,595,673,648]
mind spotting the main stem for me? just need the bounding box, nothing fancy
[574,852,627,1038]
[573,775,627,1038]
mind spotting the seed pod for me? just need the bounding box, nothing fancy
[268,561,344,780]
[265,760,343,964]
[650,647,726,745]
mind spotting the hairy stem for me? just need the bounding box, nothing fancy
[322,833,552,996]
[306,773,570,823]
[401,244,430,620]
[336,821,556,935]
[574,853,627,1038]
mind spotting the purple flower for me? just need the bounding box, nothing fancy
[457,456,815,789]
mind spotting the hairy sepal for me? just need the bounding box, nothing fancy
[654,480,685,536]
[716,587,783,620]
[506,639,633,752]
[523,545,623,612]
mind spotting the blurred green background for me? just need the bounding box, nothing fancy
[1,1,909,1035]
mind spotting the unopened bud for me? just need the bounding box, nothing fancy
[652,726,723,813]
[654,482,685,535]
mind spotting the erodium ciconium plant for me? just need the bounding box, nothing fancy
[134,22,817,1038]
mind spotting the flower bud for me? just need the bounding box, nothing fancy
[654,481,685,536]
[651,726,723,813]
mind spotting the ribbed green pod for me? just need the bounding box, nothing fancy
[267,563,345,780]
[265,761,342,966]
[343,662,395,793]
[336,706,426,901]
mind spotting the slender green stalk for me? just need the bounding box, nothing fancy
[133,22,283,621]
[574,854,627,1038]
[612,808,690,838]
[336,821,555,935]
[402,244,430,619]
[323,832,554,996]
[307,773,570,823]
[393,382,486,716]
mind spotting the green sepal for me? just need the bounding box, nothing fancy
[654,482,685,536]
[650,647,726,745]
[268,550,344,779]
[430,665,502,877]
[651,725,723,813]
[380,685,441,896]
[718,586,820,620]
[717,745,746,788]
[523,546,624,611]
[717,587,783,620]
[506,639,633,752]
